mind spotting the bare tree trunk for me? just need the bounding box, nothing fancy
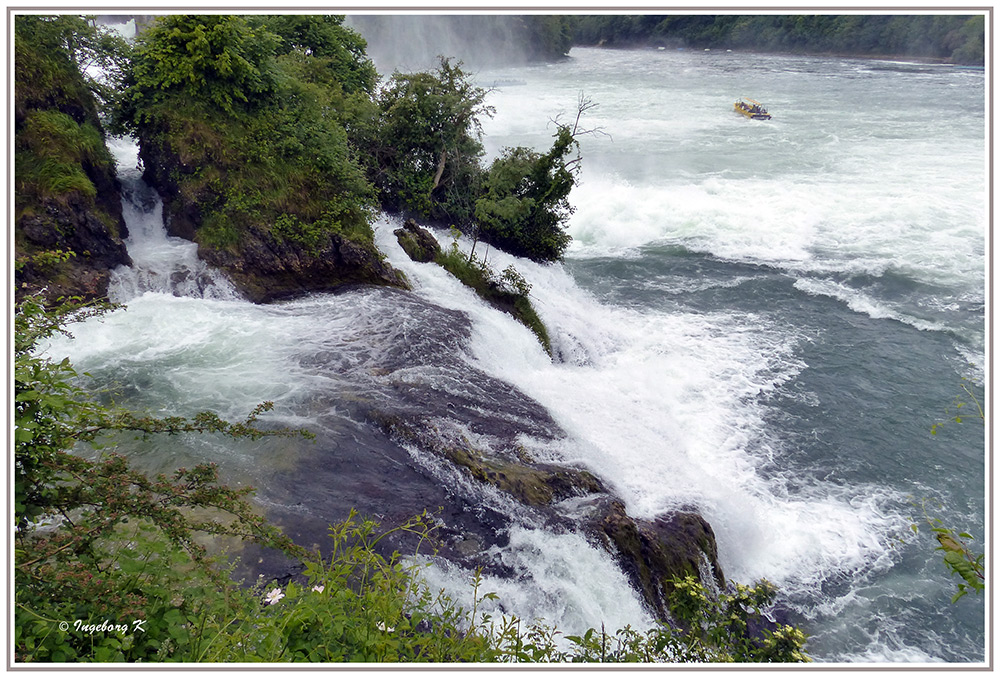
[431,150,447,191]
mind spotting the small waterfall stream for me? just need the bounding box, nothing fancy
[106,137,241,303]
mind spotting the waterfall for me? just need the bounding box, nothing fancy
[106,136,242,303]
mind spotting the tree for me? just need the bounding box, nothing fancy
[474,95,598,262]
[259,15,377,95]
[14,15,130,123]
[365,57,493,225]
[117,14,280,126]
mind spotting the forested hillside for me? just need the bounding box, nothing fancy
[573,15,985,65]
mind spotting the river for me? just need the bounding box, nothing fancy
[44,45,986,663]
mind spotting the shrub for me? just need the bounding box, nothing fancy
[364,57,492,226]
[475,125,578,262]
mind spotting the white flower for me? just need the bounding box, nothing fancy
[312,585,325,593]
[376,621,395,633]
[264,588,285,605]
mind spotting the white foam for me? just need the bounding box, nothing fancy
[415,526,654,640]
[107,137,242,303]
[376,216,911,617]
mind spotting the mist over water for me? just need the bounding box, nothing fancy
[345,15,548,73]
[44,41,985,664]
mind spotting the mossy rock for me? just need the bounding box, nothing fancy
[15,195,131,304]
[434,245,551,356]
[394,218,441,263]
[439,442,603,507]
[589,499,725,621]
[370,410,603,507]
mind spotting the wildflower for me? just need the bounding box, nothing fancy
[377,621,395,633]
[264,588,285,605]
[312,585,325,593]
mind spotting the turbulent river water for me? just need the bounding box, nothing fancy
[44,46,985,663]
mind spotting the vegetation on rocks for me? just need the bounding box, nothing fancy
[14,15,131,302]
[475,116,583,263]
[114,15,404,300]
[435,235,552,355]
[363,57,585,263]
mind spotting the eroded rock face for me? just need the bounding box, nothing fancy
[196,225,408,303]
[16,194,132,303]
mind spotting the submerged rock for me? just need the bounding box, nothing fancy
[370,410,604,507]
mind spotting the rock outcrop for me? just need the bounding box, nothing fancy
[587,498,725,620]
[369,398,725,622]
[139,136,408,304]
[394,218,442,263]
[195,226,408,303]
[16,193,132,303]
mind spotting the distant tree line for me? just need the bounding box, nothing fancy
[572,15,985,65]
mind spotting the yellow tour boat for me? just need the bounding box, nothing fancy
[734,97,771,120]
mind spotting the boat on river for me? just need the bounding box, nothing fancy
[734,97,771,120]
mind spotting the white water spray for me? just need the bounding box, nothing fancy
[105,137,241,303]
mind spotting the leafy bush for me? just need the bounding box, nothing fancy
[363,57,492,225]
[259,15,378,96]
[475,125,579,262]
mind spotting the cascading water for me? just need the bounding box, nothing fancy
[44,46,986,664]
[105,137,241,303]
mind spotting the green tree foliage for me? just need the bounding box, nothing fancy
[115,14,376,254]
[365,57,587,262]
[119,15,279,120]
[260,14,378,95]
[475,124,579,262]
[516,16,575,60]
[14,15,129,124]
[573,14,986,65]
[363,57,493,226]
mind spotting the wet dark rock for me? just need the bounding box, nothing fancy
[584,497,725,620]
[394,218,442,263]
[198,226,409,303]
[370,410,604,507]
[16,193,131,303]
